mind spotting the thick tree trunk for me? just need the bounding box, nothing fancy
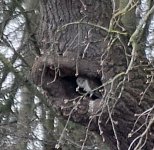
[31,0,154,149]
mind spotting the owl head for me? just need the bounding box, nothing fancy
[76,77,86,88]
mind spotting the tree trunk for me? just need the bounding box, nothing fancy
[31,0,154,149]
[15,87,34,150]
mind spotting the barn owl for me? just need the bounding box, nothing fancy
[76,76,101,99]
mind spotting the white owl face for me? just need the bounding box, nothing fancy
[76,77,86,88]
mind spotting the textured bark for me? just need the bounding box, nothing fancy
[31,0,154,149]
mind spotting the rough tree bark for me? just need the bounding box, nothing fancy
[31,0,154,149]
